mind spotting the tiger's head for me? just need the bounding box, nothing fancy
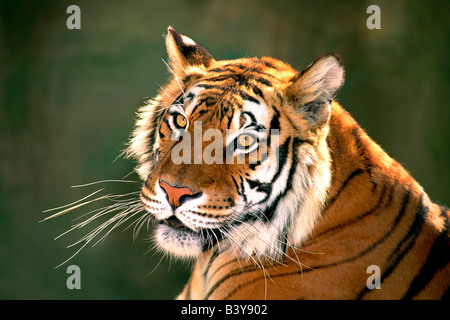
[126,27,344,261]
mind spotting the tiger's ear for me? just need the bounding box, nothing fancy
[165,26,214,76]
[286,54,344,127]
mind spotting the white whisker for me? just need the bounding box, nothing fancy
[40,189,108,222]
[71,180,139,188]
[43,177,144,268]
[161,58,187,99]
[156,82,177,101]
[41,188,106,215]
[145,254,166,278]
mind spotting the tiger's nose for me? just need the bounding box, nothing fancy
[159,180,199,209]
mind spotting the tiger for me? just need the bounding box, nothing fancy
[125,26,449,299]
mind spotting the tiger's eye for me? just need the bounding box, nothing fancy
[175,114,187,128]
[238,134,255,148]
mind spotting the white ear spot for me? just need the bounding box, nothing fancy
[181,35,196,46]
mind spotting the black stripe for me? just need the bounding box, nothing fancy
[222,63,254,71]
[239,176,247,203]
[250,85,265,101]
[402,207,449,299]
[232,88,259,105]
[222,62,278,78]
[231,176,242,197]
[259,137,292,222]
[220,189,411,299]
[196,83,226,91]
[251,58,280,70]
[189,102,202,118]
[170,92,185,105]
[269,108,280,132]
[204,257,241,286]
[267,137,304,223]
[325,168,365,209]
[357,193,428,299]
[224,98,235,129]
[248,145,269,170]
[279,220,291,255]
[185,92,195,101]
[239,138,295,206]
[207,67,234,73]
[241,111,257,125]
[204,264,265,299]
[311,182,389,242]
[203,247,221,282]
[182,73,202,85]
[140,191,163,204]
[158,128,166,139]
[202,72,273,88]
[241,137,303,225]
[147,108,166,155]
[387,196,428,263]
[249,75,273,87]
[246,178,271,196]
[189,97,218,120]
[352,126,376,191]
[267,107,281,149]
[203,96,217,107]
[201,228,225,252]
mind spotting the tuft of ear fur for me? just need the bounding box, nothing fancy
[286,54,344,127]
[165,26,214,75]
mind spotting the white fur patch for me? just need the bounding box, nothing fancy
[181,35,196,46]
[154,224,203,257]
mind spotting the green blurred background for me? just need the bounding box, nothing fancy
[0,0,448,299]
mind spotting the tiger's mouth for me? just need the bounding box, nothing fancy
[160,215,193,233]
[155,213,226,257]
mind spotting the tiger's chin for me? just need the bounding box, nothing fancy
[154,222,204,258]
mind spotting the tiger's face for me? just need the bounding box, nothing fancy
[127,27,344,261]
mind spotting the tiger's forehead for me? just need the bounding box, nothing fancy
[183,84,270,127]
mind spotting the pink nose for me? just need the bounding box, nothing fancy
[159,180,194,209]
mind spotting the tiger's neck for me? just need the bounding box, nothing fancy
[310,101,425,239]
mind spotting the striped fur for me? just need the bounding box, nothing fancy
[126,27,449,299]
